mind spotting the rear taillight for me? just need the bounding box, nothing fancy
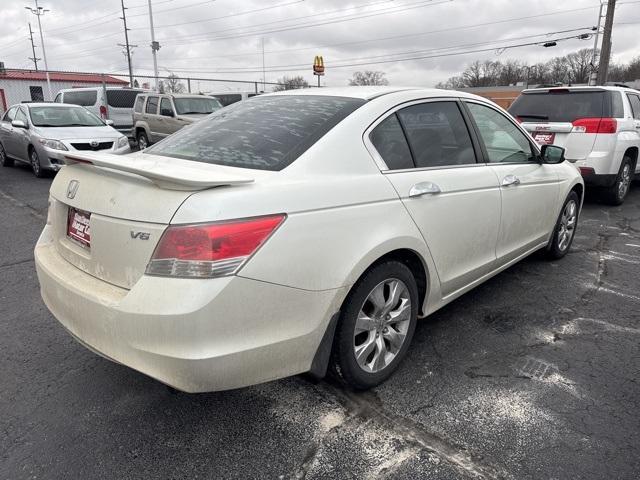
[99,105,108,119]
[571,117,617,134]
[579,167,595,176]
[146,214,285,278]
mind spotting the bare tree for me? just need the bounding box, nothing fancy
[348,70,389,86]
[565,48,594,84]
[165,73,186,93]
[499,60,523,85]
[273,75,309,91]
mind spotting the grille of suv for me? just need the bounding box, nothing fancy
[71,142,113,151]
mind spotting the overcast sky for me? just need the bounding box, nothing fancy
[1,0,639,91]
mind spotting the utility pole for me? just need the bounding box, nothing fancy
[596,0,616,85]
[261,37,266,93]
[119,0,134,87]
[27,22,40,71]
[589,2,605,85]
[25,0,51,100]
[147,0,160,91]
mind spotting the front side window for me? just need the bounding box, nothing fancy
[29,106,104,127]
[466,102,536,163]
[627,94,640,120]
[54,93,62,103]
[63,90,97,107]
[369,114,414,170]
[2,107,17,123]
[145,96,159,114]
[397,101,476,168]
[146,95,365,171]
[160,98,174,116]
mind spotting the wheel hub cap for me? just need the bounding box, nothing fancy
[558,200,577,251]
[354,278,411,373]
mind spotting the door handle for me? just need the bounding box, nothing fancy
[409,181,441,197]
[501,175,521,187]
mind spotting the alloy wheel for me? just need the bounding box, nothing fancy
[353,278,412,373]
[31,150,41,176]
[138,134,148,149]
[617,163,631,201]
[557,199,577,251]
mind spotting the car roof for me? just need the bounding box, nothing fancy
[13,102,87,109]
[58,87,149,92]
[263,86,482,101]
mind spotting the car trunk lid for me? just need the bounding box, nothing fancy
[48,152,254,288]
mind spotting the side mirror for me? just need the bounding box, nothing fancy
[105,119,115,126]
[11,120,27,129]
[541,144,565,164]
[161,109,174,117]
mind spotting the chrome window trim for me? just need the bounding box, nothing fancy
[363,96,488,172]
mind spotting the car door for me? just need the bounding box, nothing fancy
[464,101,560,264]
[368,99,502,297]
[144,96,160,141]
[158,97,181,137]
[0,107,18,157]
[11,107,31,161]
[626,93,640,174]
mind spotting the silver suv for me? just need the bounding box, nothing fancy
[132,93,222,148]
[509,86,640,205]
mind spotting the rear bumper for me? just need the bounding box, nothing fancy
[34,226,345,392]
[579,171,617,188]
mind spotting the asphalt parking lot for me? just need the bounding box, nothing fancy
[1,163,639,480]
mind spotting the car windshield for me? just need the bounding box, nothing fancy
[174,97,222,115]
[29,106,105,127]
[509,90,605,122]
[145,95,366,171]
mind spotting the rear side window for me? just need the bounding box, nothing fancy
[146,95,365,171]
[627,94,640,120]
[397,101,476,168]
[133,96,145,113]
[146,96,159,114]
[611,92,624,118]
[63,90,97,107]
[107,89,142,108]
[369,114,414,170]
[509,90,605,122]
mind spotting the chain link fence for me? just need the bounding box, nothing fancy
[0,68,316,115]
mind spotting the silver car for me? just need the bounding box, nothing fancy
[0,103,131,177]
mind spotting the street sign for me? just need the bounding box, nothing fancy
[313,55,325,76]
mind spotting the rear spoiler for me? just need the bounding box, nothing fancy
[64,152,254,191]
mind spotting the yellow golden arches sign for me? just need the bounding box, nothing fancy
[313,55,325,76]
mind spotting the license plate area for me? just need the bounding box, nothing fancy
[533,132,555,145]
[67,207,91,248]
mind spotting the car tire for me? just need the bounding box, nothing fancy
[603,156,633,206]
[30,148,45,178]
[0,143,13,167]
[546,191,579,260]
[137,131,149,150]
[330,260,418,390]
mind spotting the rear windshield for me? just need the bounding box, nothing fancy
[107,89,144,108]
[63,90,97,107]
[509,90,606,122]
[174,97,222,115]
[145,95,366,171]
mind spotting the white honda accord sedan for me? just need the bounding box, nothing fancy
[35,87,583,392]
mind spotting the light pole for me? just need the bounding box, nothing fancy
[25,0,51,100]
[147,0,160,91]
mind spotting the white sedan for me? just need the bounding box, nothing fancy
[35,87,583,392]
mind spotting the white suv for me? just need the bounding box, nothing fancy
[509,86,640,205]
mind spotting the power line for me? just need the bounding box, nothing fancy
[141,31,596,75]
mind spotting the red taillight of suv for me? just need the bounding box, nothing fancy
[571,117,617,134]
[146,214,286,278]
[99,105,108,120]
